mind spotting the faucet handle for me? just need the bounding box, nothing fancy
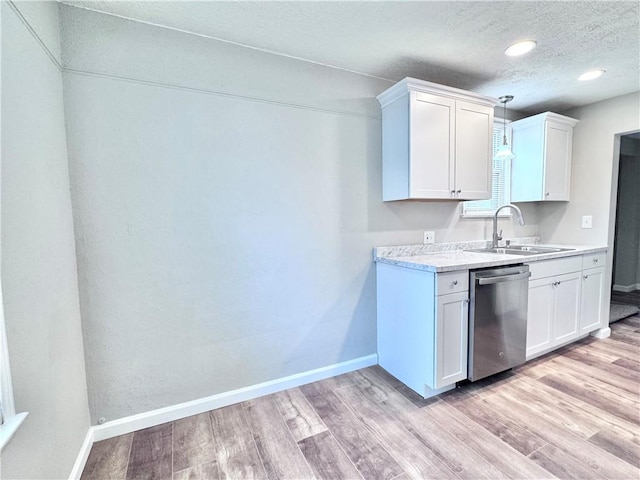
[498,229,503,240]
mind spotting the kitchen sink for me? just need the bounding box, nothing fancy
[469,245,575,255]
[469,248,536,255]
[506,245,575,253]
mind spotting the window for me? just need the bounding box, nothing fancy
[0,281,28,450]
[462,120,512,216]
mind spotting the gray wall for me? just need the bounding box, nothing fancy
[60,5,538,423]
[1,2,90,478]
[613,136,640,289]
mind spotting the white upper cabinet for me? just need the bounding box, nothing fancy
[455,101,497,199]
[511,112,579,202]
[377,78,497,201]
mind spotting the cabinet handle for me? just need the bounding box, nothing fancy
[451,190,456,197]
[593,258,599,263]
[456,189,462,194]
[452,280,458,286]
[583,275,589,280]
[557,281,561,285]
[464,298,470,304]
[545,192,550,197]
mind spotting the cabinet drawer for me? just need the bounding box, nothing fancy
[527,256,582,280]
[437,271,469,295]
[583,252,606,270]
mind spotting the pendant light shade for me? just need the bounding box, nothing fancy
[495,95,515,161]
[495,143,515,160]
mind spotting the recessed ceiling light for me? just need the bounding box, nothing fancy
[578,69,606,81]
[504,40,537,57]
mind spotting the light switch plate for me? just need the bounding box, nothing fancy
[582,215,593,229]
[423,231,435,244]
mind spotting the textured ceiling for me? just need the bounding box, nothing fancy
[60,1,640,113]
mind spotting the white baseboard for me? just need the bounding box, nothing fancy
[590,327,611,339]
[91,353,377,442]
[612,284,639,293]
[69,428,94,480]
[69,353,377,478]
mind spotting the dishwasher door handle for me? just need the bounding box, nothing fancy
[477,271,531,285]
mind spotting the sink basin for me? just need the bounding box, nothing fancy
[508,245,576,253]
[469,248,536,255]
[469,245,575,255]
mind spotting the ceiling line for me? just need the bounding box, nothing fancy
[58,2,398,85]
[8,0,63,71]
[62,67,383,120]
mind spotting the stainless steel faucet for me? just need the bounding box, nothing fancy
[493,204,526,247]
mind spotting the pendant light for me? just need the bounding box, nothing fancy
[495,95,515,161]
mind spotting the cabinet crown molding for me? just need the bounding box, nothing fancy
[513,111,579,128]
[377,77,498,108]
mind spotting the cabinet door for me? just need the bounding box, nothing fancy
[454,101,493,200]
[409,92,455,199]
[511,121,545,202]
[552,272,581,344]
[543,122,573,201]
[526,278,554,359]
[580,267,605,333]
[434,291,469,388]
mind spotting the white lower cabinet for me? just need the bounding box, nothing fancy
[526,278,554,358]
[435,291,469,388]
[526,272,580,359]
[376,263,469,398]
[376,250,608,396]
[526,257,582,360]
[552,272,581,344]
[526,253,606,360]
[580,266,605,333]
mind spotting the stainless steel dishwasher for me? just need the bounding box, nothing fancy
[468,265,531,382]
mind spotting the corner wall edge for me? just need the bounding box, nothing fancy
[68,427,94,480]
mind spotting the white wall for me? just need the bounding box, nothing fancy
[1,2,90,478]
[60,5,538,423]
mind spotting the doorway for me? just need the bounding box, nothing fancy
[610,131,640,322]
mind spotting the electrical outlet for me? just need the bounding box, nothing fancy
[581,215,593,229]
[423,231,435,244]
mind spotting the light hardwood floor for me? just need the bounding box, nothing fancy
[82,316,640,479]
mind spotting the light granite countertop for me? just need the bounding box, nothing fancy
[374,238,608,273]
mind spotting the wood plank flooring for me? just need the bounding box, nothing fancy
[82,315,640,479]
